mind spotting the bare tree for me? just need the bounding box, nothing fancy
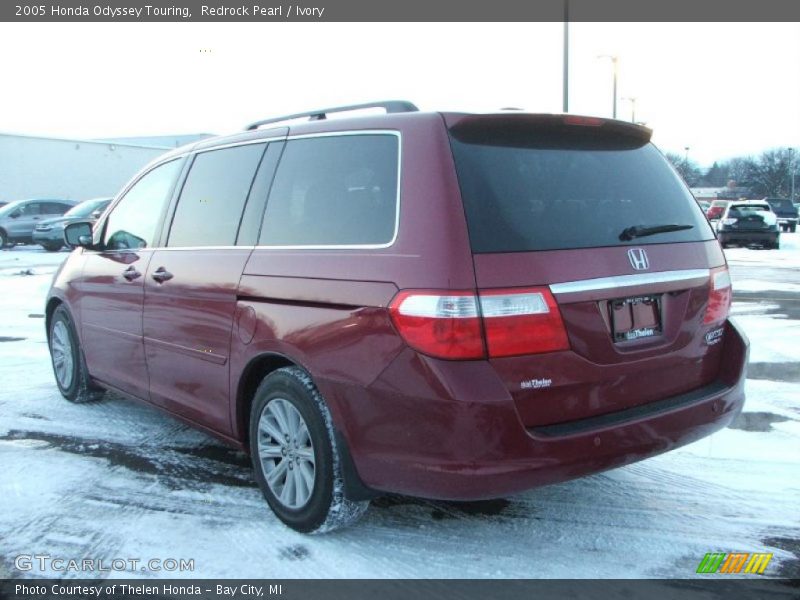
[746,148,796,197]
[664,152,702,186]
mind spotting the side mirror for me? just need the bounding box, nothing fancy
[64,221,94,248]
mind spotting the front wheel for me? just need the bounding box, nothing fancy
[42,242,63,252]
[0,230,8,249]
[249,367,369,533]
[49,305,105,403]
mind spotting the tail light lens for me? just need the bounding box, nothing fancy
[480,288,569,357]
[389,288,569,360]
[388,291,483,359]
[704,267,732,325]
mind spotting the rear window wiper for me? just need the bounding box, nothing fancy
[619,223,694,241]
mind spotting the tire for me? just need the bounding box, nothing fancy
[0,230,7,249]
[791,225,797,233]
[49,305,105,403]
[249,366,369,533]
[42,242,63,252]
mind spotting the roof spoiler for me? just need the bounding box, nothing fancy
[244,100,419,131]
[448,113,653,146]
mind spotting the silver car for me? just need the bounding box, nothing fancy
[0,199,76,248]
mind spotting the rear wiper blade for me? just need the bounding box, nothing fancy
[619,223,694,241]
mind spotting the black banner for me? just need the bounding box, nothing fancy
[1,579,798,600]
[3,0,800,22]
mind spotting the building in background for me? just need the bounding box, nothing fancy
[0,132,211,203]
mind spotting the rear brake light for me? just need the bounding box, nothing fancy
[480,288,569,357]
[389,288,570,360]
[704,267,732,325]
[563,115,603,127]
[388,291,483,359]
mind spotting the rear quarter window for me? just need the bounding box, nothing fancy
[449,125,715,253]
[259,134,399,247]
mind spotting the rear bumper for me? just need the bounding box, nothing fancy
[31,230,61,244]
[334,319,748,501]
[718,230,778,244]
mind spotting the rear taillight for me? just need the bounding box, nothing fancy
[480,288,569,357]
[389,288,569,360]
[704,267,732,325]
[388,291,483,359]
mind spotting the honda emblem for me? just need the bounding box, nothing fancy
[627,248,650,270]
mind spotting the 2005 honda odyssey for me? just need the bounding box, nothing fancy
[47,102,748,532]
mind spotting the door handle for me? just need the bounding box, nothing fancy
[122,266,141,281]
[151,267,173,283]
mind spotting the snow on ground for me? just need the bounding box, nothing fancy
[0,244,798,580]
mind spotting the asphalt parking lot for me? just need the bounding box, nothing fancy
[0,239,798,579]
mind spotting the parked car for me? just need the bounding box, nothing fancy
[47,103,747,533]
[706,199,729,220]
[698,200,711,214]
[763,197,798,232]
[0,199,76,248]
[32,197,113,252]
[716,200,780,249]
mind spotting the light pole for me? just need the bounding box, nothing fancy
[563,0,569,113]
[597,54,618,119]
[623,96,637,123]
[684,146,690,162]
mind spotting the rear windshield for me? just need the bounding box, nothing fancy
[731,204,770,216]
[449,125,715,253]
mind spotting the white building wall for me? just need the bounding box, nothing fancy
[0,134,171,202]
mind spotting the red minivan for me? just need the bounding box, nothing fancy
[49,102,748,533]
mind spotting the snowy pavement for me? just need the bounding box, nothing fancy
[0,238,798,580]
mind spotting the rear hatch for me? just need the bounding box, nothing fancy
[726,204,774,231]
[445,113,729,430]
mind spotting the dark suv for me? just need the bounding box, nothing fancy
[47,102,748,533]
[763,197,798,232]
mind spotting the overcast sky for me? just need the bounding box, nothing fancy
[1,22,798,166]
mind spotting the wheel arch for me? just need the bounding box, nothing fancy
[235,351,297,447]
[234,351,378,500]
[45,296,65,342]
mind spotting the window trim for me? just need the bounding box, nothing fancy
[255,130,403,251]
[89,130,402,252]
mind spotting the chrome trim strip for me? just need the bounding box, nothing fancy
[549,269,710,295]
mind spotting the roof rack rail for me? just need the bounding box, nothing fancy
[244,100,419,131]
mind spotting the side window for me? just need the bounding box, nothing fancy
[104,159,182,250]
[44,202,70,215]
[168,144,266,248]
[259,134,399,246]
[19,203,41,216]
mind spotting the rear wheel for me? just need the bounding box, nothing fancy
[42,242,63,252]
[791,224,797,233]
[49,305,105,403]
[249,367,369,533]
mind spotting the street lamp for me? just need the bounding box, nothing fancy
[563,0,569,113]
[597,54,618,119]
[622,96,637,123]
[684,146,690,161]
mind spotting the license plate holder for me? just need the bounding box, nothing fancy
[609,295,662,342]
